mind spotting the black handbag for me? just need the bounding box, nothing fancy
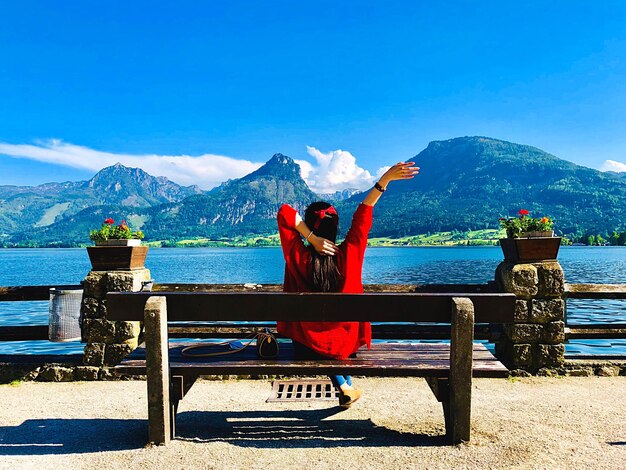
[181,328,279,359]
[256,329,279,358]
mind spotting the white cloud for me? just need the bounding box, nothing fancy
[600,159,626,173]
[375,166,391,178]
[302,146,381,193]
[294,158,314,181]
[0,139,390,193]
[0,140,263,189]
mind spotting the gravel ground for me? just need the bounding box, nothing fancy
[0,377,624,469]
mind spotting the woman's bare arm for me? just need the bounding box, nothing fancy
[362,162,420,207]
[288,162,418,255]
[293,212,338,256]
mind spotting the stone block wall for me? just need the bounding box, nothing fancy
[495,260,566,373]
[80,268,150,372]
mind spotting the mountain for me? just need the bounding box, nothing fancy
[336,137,626,237]
[85,163,202,206]
[7,153,317,245]
[0,180,92,237]
[318,188,362,202]
[0,163,201,243]
[143,153,318,239]
[5,138,626,246]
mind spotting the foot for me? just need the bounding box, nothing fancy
[338,388,362,409]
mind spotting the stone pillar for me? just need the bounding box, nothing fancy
[495,260,565,374]
[80,269,150,374]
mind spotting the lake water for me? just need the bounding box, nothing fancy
[1,246,625,356]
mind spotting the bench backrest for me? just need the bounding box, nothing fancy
[106,292,515,323]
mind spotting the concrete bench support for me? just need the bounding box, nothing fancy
[449,297,474,443]
[144,296,171,445]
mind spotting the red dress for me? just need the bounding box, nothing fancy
[276,203,373,359]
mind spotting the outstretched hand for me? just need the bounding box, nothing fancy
[308,234,338,256]
[379,162,420,184]
[362,161,420,207]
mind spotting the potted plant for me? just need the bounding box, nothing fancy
[87,218,148,270]
[498,210,561,262]
[89,218,144,246]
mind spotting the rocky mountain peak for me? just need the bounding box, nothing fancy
[83,163,202,206]
[87,164,145,190]
[269,153,292,164]
[243,152,303,181]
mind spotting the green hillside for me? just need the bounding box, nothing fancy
[5,137,626,246]
[0,163,200,244]
[142,154,318,240]
[338,137,626,239]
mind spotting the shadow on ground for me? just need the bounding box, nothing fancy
[0,419,146,455]
[0,408,446,455]
[175,408,446,448]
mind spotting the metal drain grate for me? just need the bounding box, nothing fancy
[266,379,340,402]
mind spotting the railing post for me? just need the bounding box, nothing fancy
[144,295,171,445]
[448,297,474,444]
[81,268,151,375]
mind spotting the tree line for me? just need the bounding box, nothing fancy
[564,230,626,246]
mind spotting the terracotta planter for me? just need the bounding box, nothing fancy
[87,246,148,271]
[499,237,561,262]
[95,239,141,247]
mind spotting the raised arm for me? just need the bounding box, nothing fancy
[342,162,420,252]
[361,162,420,207]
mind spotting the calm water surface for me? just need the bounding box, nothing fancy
[1,246,625,355]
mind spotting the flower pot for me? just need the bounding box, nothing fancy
[87,246,149,271]
[499,237,561,262]
[95,239,141,247]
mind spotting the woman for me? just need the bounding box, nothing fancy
[276,161,419,408]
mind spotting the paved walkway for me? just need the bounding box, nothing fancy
[0,377,625,469]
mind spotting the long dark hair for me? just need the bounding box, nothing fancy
[304,201,344,292]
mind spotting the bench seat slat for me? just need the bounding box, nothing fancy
[115,343,508,378]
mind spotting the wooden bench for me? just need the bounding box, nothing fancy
[106,291,515,446]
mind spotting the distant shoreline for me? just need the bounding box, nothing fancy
[0,229,508,249]
[6,230,620,249]
[0,243,505,249]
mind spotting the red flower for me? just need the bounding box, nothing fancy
[119,219,128,229]
[518,209,529,216]
[104,218,114,225]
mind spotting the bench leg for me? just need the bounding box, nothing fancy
[144,296,171,446]
[448,297,474,444]
[170,399,177,439]
[170,376,180,438]
[425,377,453,438]
[170,374,199,438]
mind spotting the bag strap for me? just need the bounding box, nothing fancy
[181,333,257,358]
[180,329,278,358]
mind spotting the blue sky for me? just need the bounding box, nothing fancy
[1,1,625,190]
